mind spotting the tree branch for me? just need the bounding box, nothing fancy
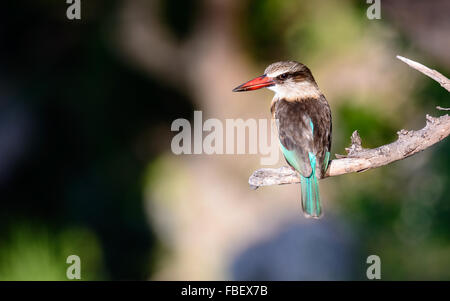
[396,55,450,92]
[249,56,450,189]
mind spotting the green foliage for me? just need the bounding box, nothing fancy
[415,68,450,110]
[0,225,103,280]
[243,0,366,63]
[242,0,290,61]
[336,101,398,149]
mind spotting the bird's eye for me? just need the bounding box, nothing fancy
[278,73,288,80]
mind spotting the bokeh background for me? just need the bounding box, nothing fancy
[1,0,449,280]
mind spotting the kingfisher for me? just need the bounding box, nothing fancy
[233,61,332,218]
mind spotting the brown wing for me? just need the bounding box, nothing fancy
[275,96,331,178]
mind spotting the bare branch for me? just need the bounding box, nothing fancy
[396,55,450,92]
[249,56,450,189]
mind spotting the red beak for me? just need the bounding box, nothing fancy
[232,75,275,92]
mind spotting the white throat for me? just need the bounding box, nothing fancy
[269,81,321,101]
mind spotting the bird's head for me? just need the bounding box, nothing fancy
[232,61,320,100]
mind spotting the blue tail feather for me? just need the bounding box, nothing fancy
[300,152,322,218]
[300,174,321,218]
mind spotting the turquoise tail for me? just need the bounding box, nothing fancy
[300,151,322,218]
[300,174,321,218]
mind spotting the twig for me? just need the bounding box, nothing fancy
[396,55,450,92]
[249,56,450,189]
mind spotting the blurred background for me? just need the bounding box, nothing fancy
[0,0,449,280]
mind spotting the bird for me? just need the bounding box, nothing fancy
[233,61,332,218]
